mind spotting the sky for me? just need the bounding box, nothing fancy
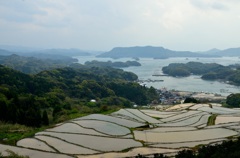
[0,0,240,51]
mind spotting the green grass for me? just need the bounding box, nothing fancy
[207,114,217,126]
[100,108,120,115]
[0,150,29,158]
[0,107,120,146]
[0,122,46,146]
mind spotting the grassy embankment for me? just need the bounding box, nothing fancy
[0,107,120,146]
[207,114,217,126]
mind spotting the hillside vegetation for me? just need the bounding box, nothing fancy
[0,65,158,127]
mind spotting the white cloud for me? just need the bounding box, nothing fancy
[0,0,240,51]
[190,0,227,10]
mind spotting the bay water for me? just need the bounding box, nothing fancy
[76,56,240,96]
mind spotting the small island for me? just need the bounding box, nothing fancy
[162,62,240,85]
[84,60,141,68]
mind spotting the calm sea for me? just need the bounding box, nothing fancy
[76,56,240,96]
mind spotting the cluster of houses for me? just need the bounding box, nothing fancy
[156,88,226,105]
[157,88,188,105]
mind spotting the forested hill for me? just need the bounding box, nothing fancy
[97,46,217,59]
[0,65,158,128]
[0,54,77,74]
[0,49,12,55]
[211,47,240,57]
[0,54,141,74]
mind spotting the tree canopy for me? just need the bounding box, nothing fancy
[0,64,158,127]
[226,93,240,107]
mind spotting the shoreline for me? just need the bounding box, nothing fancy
[157,88,226,105]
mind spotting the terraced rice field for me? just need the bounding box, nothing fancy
[215,116,240,124]
[72,120,131,136]
[2,103,240,158]
[134,128,237,143]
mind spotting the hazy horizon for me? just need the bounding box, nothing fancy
[0,43,228,52]
[0,0,240,52]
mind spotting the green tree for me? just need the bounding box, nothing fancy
[226,93,240,107]
[175,150,195,158]
[52,105,62,117]
[0,94,8,121]
[25,108,42,127]
[184,97,199,103]
[42,110,49,125]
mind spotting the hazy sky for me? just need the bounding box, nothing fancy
[0,0,240,51]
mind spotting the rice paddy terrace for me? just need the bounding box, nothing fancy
[1,103,240,158]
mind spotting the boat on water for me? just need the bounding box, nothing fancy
[138,79,164,82]
[220,89,229,93]
[152,70,169,76]
[152,74,168,76]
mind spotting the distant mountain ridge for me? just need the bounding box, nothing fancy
[213,47,240,56]
[1,45,240,58]
[32,48,91,56]
[0,54,77,74]
[0,47,92,61]
[0,44,41,53]
[97,46,219,59]
[0,49,13,55]
[199,48,221,54]
[0,44,91,56]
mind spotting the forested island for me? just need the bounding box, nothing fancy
[97,46,217,59]
[84,60,141,68]
[162,62,240,85]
